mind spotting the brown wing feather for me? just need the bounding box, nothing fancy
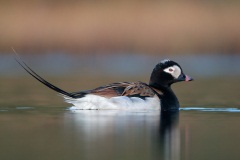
[90,88,120,97]
[83,81,162,98]
[121,82,156,97]
[88,82,131,98]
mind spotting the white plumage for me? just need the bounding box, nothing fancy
[64,94,161,110]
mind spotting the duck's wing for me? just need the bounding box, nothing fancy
[71,82,131,98]
[121,82,158,98]
[72,81,160,99]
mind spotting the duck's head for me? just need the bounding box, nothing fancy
[149,59,193,88]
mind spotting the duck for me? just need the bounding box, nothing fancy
[16,56,193,111]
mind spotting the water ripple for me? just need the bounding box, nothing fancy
[16,107,34,110]
[180,107,240,112]
[0,109,8,112]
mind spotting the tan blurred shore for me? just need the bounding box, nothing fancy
[1,1,240,54]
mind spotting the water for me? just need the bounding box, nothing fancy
[1,107,240,160]
[0,76,239,160]
[0,53,240,160]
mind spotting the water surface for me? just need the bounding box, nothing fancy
[1,106,240,160]
[0,73,240,160]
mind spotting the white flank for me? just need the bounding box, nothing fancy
[64,94,161,110]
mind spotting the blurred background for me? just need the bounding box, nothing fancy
[0,0,239,107]
[1,0,240,54]
[1,2,240,160]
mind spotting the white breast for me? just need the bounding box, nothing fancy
[64,94,161,110]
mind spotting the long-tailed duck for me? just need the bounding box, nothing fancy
[16,56,193,111]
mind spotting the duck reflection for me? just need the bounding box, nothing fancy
[64,110,180,160]
[158,111,180,160]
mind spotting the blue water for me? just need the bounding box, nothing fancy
[1,53,240,77]
[180,107,240,112]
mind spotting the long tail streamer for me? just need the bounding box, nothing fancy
[13,48,75,98]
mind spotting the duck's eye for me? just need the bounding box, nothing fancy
[169,68,173,72]
[164,65,181,79]
[163,66,176,74]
